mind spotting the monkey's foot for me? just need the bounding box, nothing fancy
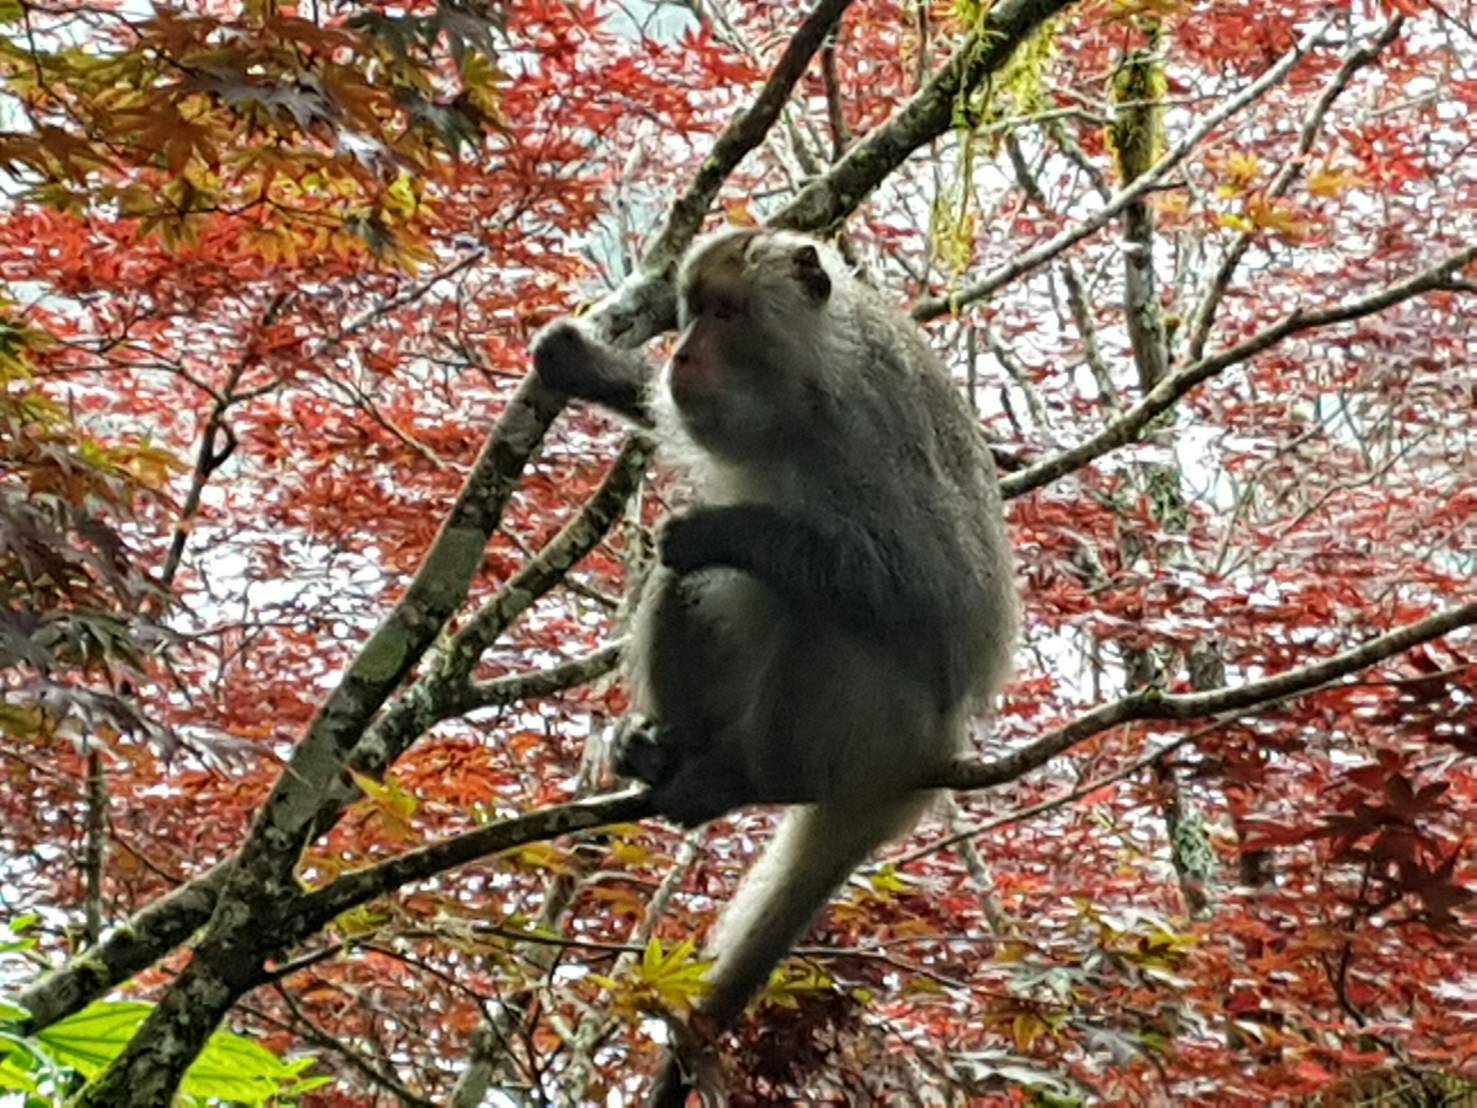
[646,756,756,828]
[611,716,676,786]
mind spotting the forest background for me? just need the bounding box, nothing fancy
[0,0,1474,1103]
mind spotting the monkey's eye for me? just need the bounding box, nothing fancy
[710,300,740,321]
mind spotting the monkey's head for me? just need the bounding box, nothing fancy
[664,229,841,458]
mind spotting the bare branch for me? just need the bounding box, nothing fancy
[453,642,625,714]
[1110,34,1171,392]
[1184,17,1405,363]
[912,19,1330,322]
[624,0,858,333]
[1001,243,1477,498]
[892,723,1215,868]
[283,603,1475,939]
[294,790,655,929]
[821,32,851,159]
[935,599,1477,790]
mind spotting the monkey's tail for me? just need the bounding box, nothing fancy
[651,794,933,1104]
[701,795,929,1026]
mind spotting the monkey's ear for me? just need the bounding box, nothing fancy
[792,244,832,303]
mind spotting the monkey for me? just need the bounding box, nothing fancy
[531,228,1017,1103]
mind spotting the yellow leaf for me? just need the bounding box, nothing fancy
[501,841,575,875]
[903,975,947,996]
[720,199,757,226]
[1223,151,1261,185]
[1307,164,1366,197]
[607,839,652,866]
[1246,194,1310,241]
[867,864,913,894]
[759,961,832,1009]
[461,49,508,120]
[333,903,392,937]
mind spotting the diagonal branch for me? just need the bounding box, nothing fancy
[452,641,625,715]
[936,598,1477,790]
[773,0,1081,232]
[1184,16,1406,363]
[331,438,648,807]
[911,18,1330,322]
[1001,243,1477,499]
[294,790,655,933]
[642,0,858,278]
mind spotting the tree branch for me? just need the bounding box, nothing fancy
[16,862,230,1032]
[640,0,857,280]
[275,602,1475,942]
[935,599,1477,790]
[1184,16,1405,363]
[911,18,1330,322]
[1001,243,1477,499]
[773,0,1081,232]
[293,790,655,931]
[452,642,625,715]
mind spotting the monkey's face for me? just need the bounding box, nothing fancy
[666,230,835,457]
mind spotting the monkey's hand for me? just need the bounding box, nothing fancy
[659,504,851,582]
[612,717,752,828]
[659,505,948,638]
[529,320,595,395]
[529,319,656,427]
[610,715,675,787]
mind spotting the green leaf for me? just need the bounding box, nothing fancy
[36,1001,151,1077]
[36,1001,316,1103]
[181,1028,314,1102]
[0,1054,41,1094]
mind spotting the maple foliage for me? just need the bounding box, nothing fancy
[2,0,1475,1104]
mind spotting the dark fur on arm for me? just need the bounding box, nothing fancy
[530,320,656,428]
[659,504,951,634]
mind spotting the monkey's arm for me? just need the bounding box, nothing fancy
[659,505,947,633]
[530,320,656,428]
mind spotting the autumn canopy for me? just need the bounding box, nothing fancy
[0,0,1473,1103]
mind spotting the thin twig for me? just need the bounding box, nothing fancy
[911,19,1331,322]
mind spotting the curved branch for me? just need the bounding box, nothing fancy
[1001,243,1477,499]
[293,790,655,932]
[279,602,1475,941]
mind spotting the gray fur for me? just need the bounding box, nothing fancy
[531,229,1017,1100]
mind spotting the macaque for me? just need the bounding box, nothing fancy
[532,228,1017,1102]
